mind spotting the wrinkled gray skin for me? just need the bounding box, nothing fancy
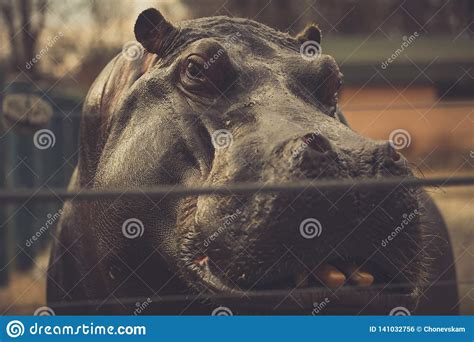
[48,9,458,314]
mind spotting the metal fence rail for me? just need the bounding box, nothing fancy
[0,176,473,204]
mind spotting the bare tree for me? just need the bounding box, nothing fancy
[0,0,54,131]
[0,0,48,79]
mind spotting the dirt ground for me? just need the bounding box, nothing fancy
[0,252,48,315]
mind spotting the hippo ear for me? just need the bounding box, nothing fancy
[296,24,322,45]
[134,8,177,56]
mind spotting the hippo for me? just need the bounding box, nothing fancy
[47,8,458,315]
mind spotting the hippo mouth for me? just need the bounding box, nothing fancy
[176,194,423,314]
[195,255,416,293]
[180,252,419,314]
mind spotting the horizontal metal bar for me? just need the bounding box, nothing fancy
[43,101,474,120]
[0,176,473,205]
[18,280,469,314]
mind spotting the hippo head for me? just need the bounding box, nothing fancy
[76,9,429,313]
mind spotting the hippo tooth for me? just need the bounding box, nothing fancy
[350,270,374,287]
[340,263,375,287]
[294,272,309,288]
[314,264,346,288]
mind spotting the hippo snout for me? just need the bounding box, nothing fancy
[189,122,422,297]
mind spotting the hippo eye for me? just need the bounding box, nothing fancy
[185,56,206,82]
[180,49,235,98]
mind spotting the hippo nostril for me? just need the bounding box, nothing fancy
[391,151,401,162]
[377,142,408,176]
[302,133,332,154]
[383,142,403,163]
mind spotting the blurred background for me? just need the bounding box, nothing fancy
[0,0,472,314]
